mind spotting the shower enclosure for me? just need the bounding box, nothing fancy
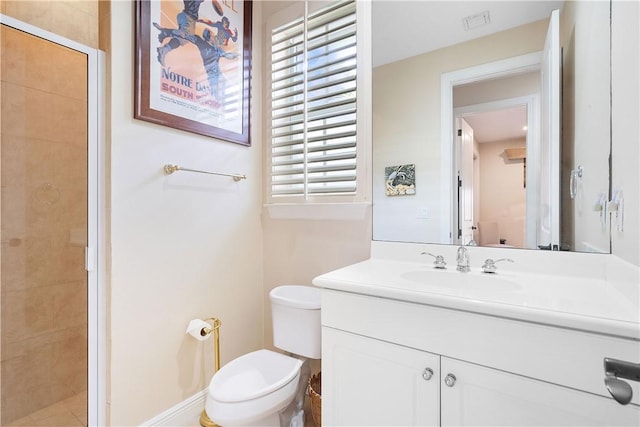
[1,17,101,426]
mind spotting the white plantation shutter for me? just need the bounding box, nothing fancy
[270,0,358,200]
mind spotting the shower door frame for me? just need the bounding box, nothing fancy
[0,14,107,426]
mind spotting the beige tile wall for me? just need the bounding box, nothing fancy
[1,21,89,423]
[1,0,99,49]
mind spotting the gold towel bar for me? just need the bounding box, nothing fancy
[163,164,247,182]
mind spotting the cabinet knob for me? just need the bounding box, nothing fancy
[444,373,457,387]
[422,368,434,381]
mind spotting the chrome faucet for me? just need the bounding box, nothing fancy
[456,246,470,272]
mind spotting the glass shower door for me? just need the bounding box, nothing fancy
[1,23,89,426]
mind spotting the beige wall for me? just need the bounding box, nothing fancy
[0,0,99,48]
[478,139,527,248]
[373,19,547,243]
[261,214,371,369]
[107,1,264,424]
[453,72,540,108]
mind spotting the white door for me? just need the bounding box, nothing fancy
[457,118,475,245]
[441,358,640,426]
[322,327,440,426]
[539,9,561,249]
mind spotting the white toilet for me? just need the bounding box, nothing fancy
[205,285,321,426]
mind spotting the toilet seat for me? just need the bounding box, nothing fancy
[206,349,303,426]
[211,349,302,402]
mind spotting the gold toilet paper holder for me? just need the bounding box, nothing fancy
[199,317,222,427]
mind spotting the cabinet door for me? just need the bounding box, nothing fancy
[441,358,640,426]
[322,327,440,426]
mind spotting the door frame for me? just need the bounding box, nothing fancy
[0,14,107,426]
[454,95,540,248]
[440,52,542,244]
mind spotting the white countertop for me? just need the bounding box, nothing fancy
[313,257,640,340]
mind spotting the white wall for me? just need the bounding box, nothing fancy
[611,0,640,266]
[107,2,264,424]
[372,19,547,244]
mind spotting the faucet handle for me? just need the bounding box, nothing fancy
[421,252,447,269]
[482,258,514,274]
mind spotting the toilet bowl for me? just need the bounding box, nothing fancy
[205,285,321,426]
[206,350,303,426]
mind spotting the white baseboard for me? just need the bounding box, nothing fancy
[140,389,207,426]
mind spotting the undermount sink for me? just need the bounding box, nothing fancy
[400,269,522,292]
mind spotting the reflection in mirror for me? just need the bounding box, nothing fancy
[454,73,538,249]
[372,0,611,253]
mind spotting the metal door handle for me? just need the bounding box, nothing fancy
[570,165,583,199]
[604,358,640,405]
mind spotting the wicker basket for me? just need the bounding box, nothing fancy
[308,372,322,426]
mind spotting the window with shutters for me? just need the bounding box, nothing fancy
[267,0,367,205]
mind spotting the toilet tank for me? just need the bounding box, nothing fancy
[270,285,321,359]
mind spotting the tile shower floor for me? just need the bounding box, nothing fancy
[5,391,87,427]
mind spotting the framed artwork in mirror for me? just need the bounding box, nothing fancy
[135,0,252,146]
[385,164,416,196]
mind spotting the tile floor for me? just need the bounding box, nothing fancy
[4,391,87,427]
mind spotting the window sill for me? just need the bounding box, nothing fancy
[265,202,371,221]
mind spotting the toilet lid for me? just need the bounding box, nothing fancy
[210,349,303,403]
[270,285,321,309]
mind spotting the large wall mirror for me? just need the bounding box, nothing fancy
[372,0,611,253]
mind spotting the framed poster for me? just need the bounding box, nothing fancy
[135,0,252,146]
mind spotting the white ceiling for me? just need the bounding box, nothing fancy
[463,106,527,143]
[372,1,564,67]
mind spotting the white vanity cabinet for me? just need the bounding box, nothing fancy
[323,327,440,426]
[440,357,638,426]
[320,288,640,426]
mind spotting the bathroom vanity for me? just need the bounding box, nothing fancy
[313,243,640,426]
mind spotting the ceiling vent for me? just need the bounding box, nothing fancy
[463,11,491,31]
